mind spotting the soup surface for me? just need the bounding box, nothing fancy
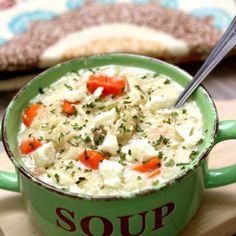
[18,66,203,196]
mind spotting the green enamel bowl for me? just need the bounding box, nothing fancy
[1,54,236,236]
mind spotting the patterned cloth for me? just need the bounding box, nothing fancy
[0,0,235,73]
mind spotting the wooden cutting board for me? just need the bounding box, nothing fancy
[1,100,236,236]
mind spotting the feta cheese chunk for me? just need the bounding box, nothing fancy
[184,131,203,147]
[100,134,119,155]
[47,170,75,186]
[31,142,55,167]
[94,108,117,128]
[145,95,175,111]
[64,90,84,103]
[121,139,158,162]
[175,124,193,140]
[93,87,104,97]
[99,160,124,188]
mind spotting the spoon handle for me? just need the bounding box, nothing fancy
[175,16,236,109]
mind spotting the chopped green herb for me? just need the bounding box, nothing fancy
[58,132,65,142]
[94,133,105,146]
[158,151,164,159]
[176,163,189,166]
[152,180,159,186]
[163,118,171,124]
[182,109,187,114]
[38,87,44,94]
[140,75,148,80]
[120,152,126,159]
[63,120,70,125]
[67,140,78,147]
[135,126,144,133]
[164,79,170,85]
[64,83,73,90]
[123,101,132,104]
[190,151,199,160]
[171,112,178,117]
[76,177,86,185]
[50,108,56,114]
[54,174,60,184]
[65,161,74,170]
[28,142,35,149]
[60,149,65,154]
[84,102,96,109]
[51,125,56,130]
[72,123,84,131]
[153,135,169,147]
[119,123,131,133]
[197,138,204,145]
[128,149,132,155]
[84,136,92,143]
[134,85,142,92]
[84,150,89,160]
[137,176,142,180]
[165,159,175,167]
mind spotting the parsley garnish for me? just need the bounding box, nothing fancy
[190,151,199,160]
[54,174,60,184]
[165,159,175,167]
[76,177,86,185]
[164,79,170,85]
[38,87,44,94]
[182,109,187,114]
[152,180,159,186]
[64,83,73,90]
[84,136,92,143]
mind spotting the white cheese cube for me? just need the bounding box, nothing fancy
[184,132,203,147]
[145,95,175,111]
[31,142,55,167]
[104,67,117,77]
[100,134,119,155]
[93,87,104,97]
[94,108,117,128]
[175,124,193,140]
[64,90,84,103]
[99,160,124,188]
[121,139,158,162]
[47,170,75,186]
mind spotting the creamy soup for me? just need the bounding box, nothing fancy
[18,66,203,196]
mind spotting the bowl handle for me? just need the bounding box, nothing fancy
[0,123,20,192]
[203,120,236,188]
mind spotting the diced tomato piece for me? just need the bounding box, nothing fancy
[22,103,43,127]
[87,74,126,97]
[63,100,76,115]
[133,157,161,173]
[79,150,106,170]
[20,139,42,155]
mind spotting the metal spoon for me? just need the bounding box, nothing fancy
[175,16,236,109]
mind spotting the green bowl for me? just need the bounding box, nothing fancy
[1,54,236,236]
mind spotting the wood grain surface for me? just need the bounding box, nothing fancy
[0,100,236,236]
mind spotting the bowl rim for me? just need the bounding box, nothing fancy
[1,53,218,200]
